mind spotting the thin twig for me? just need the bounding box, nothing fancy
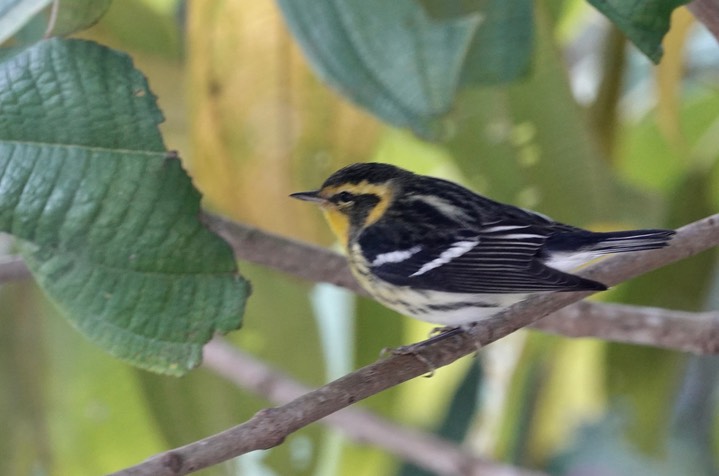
[109,214,719,475]
[202,213,364,294]
[202,338,544,476]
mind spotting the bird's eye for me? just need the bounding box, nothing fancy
[335,191,354,204]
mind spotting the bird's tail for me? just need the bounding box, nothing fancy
[588,229,675,254]
[543,228,674,273]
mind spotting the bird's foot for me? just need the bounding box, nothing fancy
[389,346,437,378]
[461,322,483,355]
[380,326,470,377]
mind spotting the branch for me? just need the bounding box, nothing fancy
[202,213,364,294]
[462,214,719,345]
[203,305,718,474]
[534,301,719,354]
[202,338,544,476]
[110,214,719,475]
[1,217,714,473]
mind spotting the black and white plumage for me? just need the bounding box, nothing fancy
[292,163,675,326]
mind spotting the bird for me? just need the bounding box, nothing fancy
[291,162,675,327]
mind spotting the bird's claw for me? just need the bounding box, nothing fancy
[380,327,470,377]
[380,344,436,377]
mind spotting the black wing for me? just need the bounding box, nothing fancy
[358,223,606,294]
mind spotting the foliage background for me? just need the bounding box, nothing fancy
[1,0,718,475]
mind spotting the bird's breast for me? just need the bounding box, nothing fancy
[347,243,530,326]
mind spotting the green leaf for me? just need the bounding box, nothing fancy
[0,38,249,375]
[0,0,51,43]
[419,0,534,84]
[588,0,690,63]
[46,0,113,37]
[276,0,479,139]
[462,0,533,84]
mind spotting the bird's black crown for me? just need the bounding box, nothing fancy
[321,163,412,188]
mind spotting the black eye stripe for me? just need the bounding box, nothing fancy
[332,191,355,203]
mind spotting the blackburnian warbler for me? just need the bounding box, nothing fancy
[291,163,674,327]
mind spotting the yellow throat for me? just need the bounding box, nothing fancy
[322,208,351,249]
[320,180,394,249]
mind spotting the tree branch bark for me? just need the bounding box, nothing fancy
[109,214,719,475]
[202,338,545,476]
[202,213,362,294]
[534,301,719,354]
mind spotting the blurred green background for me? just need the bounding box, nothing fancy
[1,0,718,475]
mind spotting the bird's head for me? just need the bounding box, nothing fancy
[291,163,409,246]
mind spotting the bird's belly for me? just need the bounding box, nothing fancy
[350,262,531,326]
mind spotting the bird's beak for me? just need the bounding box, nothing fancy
[290,190,326,204]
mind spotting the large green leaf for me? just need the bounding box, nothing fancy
[276,0,479,139]
[588,0,690,63]
[419,0,534,85]
[0,38,249,375]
